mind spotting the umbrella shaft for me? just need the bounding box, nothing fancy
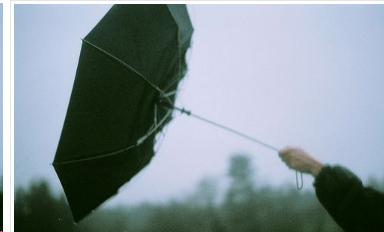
[161,102,303,190]
[163,103,279,152]
[191,113,279,152]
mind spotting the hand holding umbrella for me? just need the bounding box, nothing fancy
[279,146,323,177]
[278,146,384,231]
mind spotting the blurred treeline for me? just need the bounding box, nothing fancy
[1,177,3,230]
[15,154,384,232]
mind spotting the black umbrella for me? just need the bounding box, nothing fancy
[53,4,193,222]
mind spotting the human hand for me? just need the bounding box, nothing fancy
[279,146,323,177]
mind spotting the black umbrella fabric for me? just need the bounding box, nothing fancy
[53,4,193,222]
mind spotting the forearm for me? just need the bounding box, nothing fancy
[313,165,384,231]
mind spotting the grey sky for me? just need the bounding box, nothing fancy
[14,4,384,207]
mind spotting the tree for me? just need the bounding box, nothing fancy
[0,177,3,231]
[14,180,74,232]
[224,153,260,231]
[226,154,255,204]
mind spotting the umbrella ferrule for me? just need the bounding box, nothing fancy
[158,98,191,116]
[180,108,191,116]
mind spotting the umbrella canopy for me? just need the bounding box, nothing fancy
[53,4,193,222]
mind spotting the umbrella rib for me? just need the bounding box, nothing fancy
[53,144,136,166]
[82,39,166,96]
[53,109,173,166]
[55,40,177,166]
[162,90,178,98]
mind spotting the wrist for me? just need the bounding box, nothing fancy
[311,161,323,177]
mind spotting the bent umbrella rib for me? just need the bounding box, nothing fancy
[82,38,167,97]
[53,106,173,166]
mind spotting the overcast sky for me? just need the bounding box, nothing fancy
[14,3,384,209]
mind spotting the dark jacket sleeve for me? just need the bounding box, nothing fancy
[313,165,384,232]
